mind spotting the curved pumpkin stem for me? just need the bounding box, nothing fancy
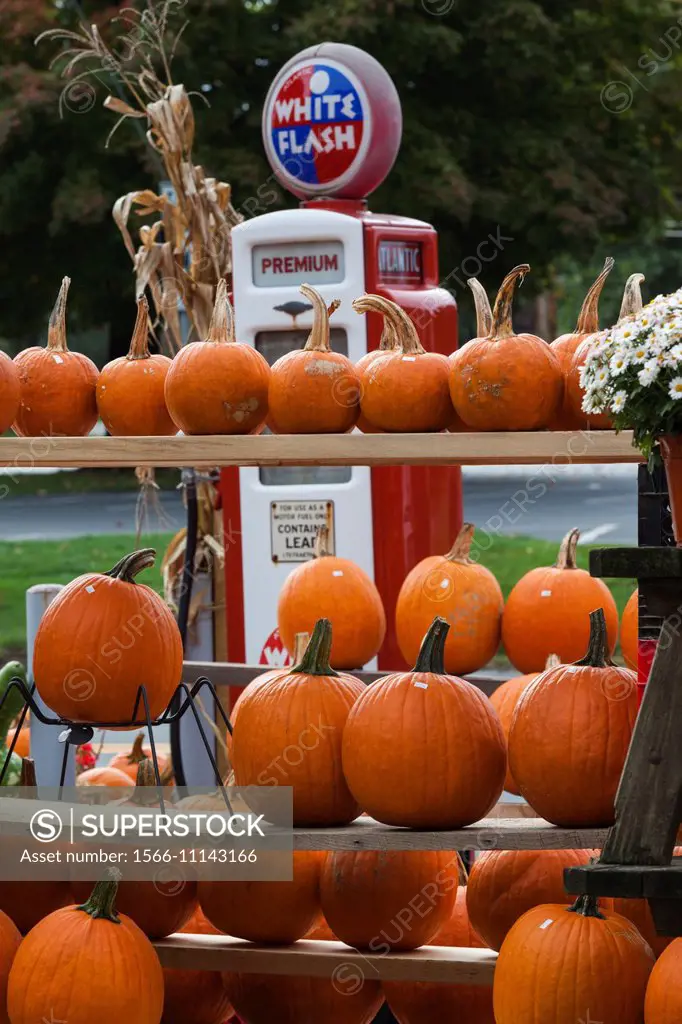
[206,279,236,344]
[47,276,71,353]
[618,273,645,322]
[105,548,156,583]
[352,294,425,355]
[444,523,475,563]
[77,874,121,923]
[467,278,493,338]
[575,257,615,334]
[301,284,338,352]
[575,608,614,668]
[126,733,146,765]
[291,618,338,677]
[555,528,580,570]
[490,265,530,340]
[567,893,606,919]
[292,632,310,663]
[413,617,450,673]
[127,296,151,360]
[20,757,37,788]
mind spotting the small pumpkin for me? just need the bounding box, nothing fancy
[164,279,270,435]
[549,257,615,429]
[268,285,360,433]
[0,910,20,1024]
[161,907,233,1024]
[319,849,459,951]
[6,718,29,760]
[232,618,364,825]
[342,617,506,828]
[13,277,98,438]
[644,937,682,1022]
[109,732,172,782]
[7,876,164,1024]
[508,607,638,826]
[97,295,176,437]
[621,588,638,671]
[223,973,384,1024]
[466,847,597,950]
[354,314,398,434]
[449,264,563,430]
[0,351,20,436]
[76,765,135,789]
[384,885,495,1024]
[353,294,453,431]
[493,895,654,1024]
[501,526,619,672]
[395,523,504,675]
[277,525,386,670]
[34,548,182,723]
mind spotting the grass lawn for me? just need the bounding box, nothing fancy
[0,532,635,666]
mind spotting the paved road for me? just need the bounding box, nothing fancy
[0,490,185,540]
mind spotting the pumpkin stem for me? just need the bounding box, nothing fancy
[575,608,614,668]
[575,257,615,335]
[77,873,121,924]
[467,278,493,338]
[314,525,332,558]
[545,653,561,669]
[127,296,151,360]
[128,733,146,764]
[105,548,156,583]
[618,273,645,322]
[444,523,475,563]
[290,618,338,677]
[19,757,37,788]
[131,756,162,805]
[490,265,530,340]
[301,284,337,352]
[47,276,71,352]
[292,632,310,663]
[555,528,580,570]
[206,279,235,344]
[352,294,425,355]
[567,893,605,919]
[413,617,450,673]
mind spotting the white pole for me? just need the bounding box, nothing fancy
[178,572,216,786]
[26,584,75,786]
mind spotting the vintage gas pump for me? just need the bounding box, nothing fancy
[220,42,462,687]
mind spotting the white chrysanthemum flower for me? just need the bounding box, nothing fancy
[611,391,627,413]
[638,362,659,386]
[610,353,629,375]
[670,344,682,361]
[631,345,648,364]
[669,377,682,400]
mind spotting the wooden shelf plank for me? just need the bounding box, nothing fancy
[0,431,641,469]
[153,934,497,985]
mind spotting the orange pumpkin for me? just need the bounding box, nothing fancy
[354,315,398,434]
[109,732,172,781]
[6,719,29,759]
[304,914,337,941]
[508,607,638,826]
[277,525,386,670]
[163,908,233,1024]
[384,886,495,1024]
[0,910,20,1024]
[76,765,135,789]
[0,351,20,435]
[449,264,563,430]
[549,257,615,429]
[466,848,597,950]
[34,547,182,723]
[501,527,619,672]
[198,850,322,944]
[7,877,164,1024]
[489,653,559,794]
[232,618,364,825]
[565,272,645,430]
[609,896,673,959]
[164,279,270,435]
[395,523,503,675]
[268,286,360,433]
[353,294,453,432]
[644,937,682,1022]
[621,588,638,671]
[97,295,175,437]
[223,973,384,1024]
[342,617,506,828]
[319,850,459,951]
[13,277,98,438]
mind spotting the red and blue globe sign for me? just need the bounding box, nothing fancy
[263,43,402,200]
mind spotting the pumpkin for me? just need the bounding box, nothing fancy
[164,279,270,435]
[342,616,506,828]
[395,522,504,675]
[508,607,638,826]
[33,547,182,723]
[354,314,398,434]
[501,526,619,672]
[609,896,673,959]
[466,848,597,950]
[644,937,682,1022]
[549,257,615,429]
[319,850,459,951]
[7,876,164,1024]
[6,719,29,760]
[232,618,364,825]
[76,765,135,789]
[161,907,233,1024]
[621,588,638,671]
[97,295,176,437]
[0,910,20,1024]
[198,850,322,944]
[353,294,453,432]
[493,895,654,1024]
[449,264,563,430]
[268,285,360,433]
[565,272,645,430]
[109,732,172,781]
[277,525,386,670]
[304,914,337,941]
[13,277,98,438]
[384,886,495,1024]
[223,973,384,1024]
[489,653,559,794]
[0,351,20,436]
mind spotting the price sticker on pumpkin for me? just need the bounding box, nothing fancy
[271,500,335,563]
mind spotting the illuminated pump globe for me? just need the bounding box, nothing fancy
[262,41,403,201]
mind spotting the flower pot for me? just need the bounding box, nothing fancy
[660,435,682,543]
